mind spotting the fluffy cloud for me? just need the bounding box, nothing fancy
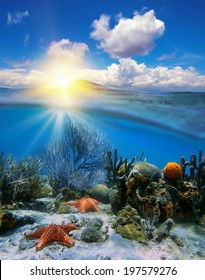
[46,39,89,65]
[1,59,205,90]
[0,38,89,88]
[0,68,48,88]
[7,10,29,25]
[0,69,28,87]
[25,70,49,85]
[1,37,205,90]
[81,58,205,89]
[91,10,165,59]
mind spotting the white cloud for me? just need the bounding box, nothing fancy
[0,68,48,88]
[80,58,205,89]
[157,51,176,61]
[4,58,36,68]
[91,10,165,59]
[7,10,29,25]
[25,70,49,85]
[46,39,89,65]
[0,38,90,88]
[0,68,27,87]
[1,38,205,90]
[1,59,205,90]
[24,34,30,47]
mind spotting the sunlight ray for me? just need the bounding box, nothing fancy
[23,111,58,155]
[10,108,54,131]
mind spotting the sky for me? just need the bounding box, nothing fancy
[0,0,205,90]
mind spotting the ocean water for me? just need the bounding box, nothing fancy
[0,87,204,169]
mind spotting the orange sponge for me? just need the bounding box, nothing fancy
[163,162,182,179]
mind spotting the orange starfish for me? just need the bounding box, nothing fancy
[68,197,101,213]
[24,223,79,251]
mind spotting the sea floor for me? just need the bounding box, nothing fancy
[0,206,205,260]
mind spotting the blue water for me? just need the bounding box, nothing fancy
[0,88,205,169]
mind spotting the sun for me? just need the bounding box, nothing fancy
[55,76,72,90]
[48,64,76,91]
[36,75,91,108]
[32,57,99,107]
[41,58,79,90]
[37,61,79,106]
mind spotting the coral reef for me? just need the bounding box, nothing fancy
[107,148,135,185]
[126,161,161,196]
[1,139,205,260]
[180,150,205,188]
[107,149,162,215]
[107,150,203,224]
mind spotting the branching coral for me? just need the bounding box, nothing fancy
[38,120,109,194]
[107,147,135,185]
[0,154,45,204]
[180,150,205,188]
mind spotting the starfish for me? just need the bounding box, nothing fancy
[68,197,101,213]
[24,223,79,251]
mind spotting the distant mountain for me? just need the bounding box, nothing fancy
[68,79,107,91]
[0,79,108,93]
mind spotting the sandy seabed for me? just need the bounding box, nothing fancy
[0,206,205,260]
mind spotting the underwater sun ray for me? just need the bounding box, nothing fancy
[23,111,59,155]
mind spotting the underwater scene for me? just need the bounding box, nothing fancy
[0,82,205,260]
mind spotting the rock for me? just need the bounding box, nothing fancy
[98,204,112,215]
[115,224,146,242]
[81,218,108,242]
[55,187,79,203]
[198,214,205,228]
[112,205,142,228]
[87,184,110,204]
[31,198,56,212]
[109,186,127,214]
[154,218,174,242]
[132,161,161,181]
[0,210,35,234]
[112,205,146,242]
[170,234,184,247]
[57,202,78,214]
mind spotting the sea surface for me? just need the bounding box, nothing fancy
[0,87,205,169]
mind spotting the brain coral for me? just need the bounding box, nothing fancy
[163,162,182,179]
